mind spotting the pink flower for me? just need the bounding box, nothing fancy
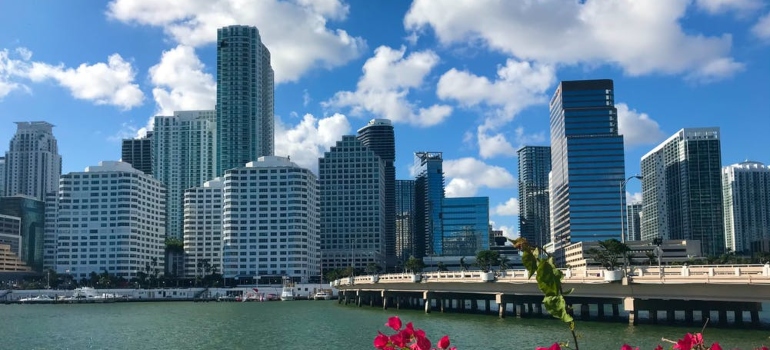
[373,331,389,349]
[536,343,561,350]
[674,333,695,350]
[654,346,663,350]
[409,335,431,350]
[437,335,451,349]
[386,316,402,331]
[620,345,638,350]
[709,343,722,350]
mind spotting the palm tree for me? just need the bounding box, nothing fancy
[586,239,631,271]
[436,261,448,272]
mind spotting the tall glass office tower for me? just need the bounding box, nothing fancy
[549,80,626,256]
[357,119,395,269]
[215,25,274,176]
[414,152,445,258]
[121,132,153,175]
[641,128,724,256]
[395,179,415,263]
[517,146,551,248]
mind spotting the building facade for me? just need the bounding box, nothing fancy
[641,128,724,256]
[319,136,385,272]
[0,195,45,272]
[357,119,396,269]
[414,152,445,258]
[215,25,275,176]
[517,146,551,248]
[627,203,643,242]
[0,156,5,197]
[3,122,62,200]
[722,161,770,254]
[395,179,415,264]
[54,161,166,280]
[221,157,319,283]
[183,178,224,278]
[43,192,58,270]
[0,214,21,257]
[441,197,490,257]
[549,80,626,257]
[121,131,153,175]
[153,110,216,241]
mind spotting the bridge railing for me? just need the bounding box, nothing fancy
[332,264,770,287]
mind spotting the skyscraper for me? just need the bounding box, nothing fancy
[641,128,724,256]
[549,80,626,255]
[183,178,224,278]
[121,131,153,175]
[153,110,216,240]
[0,195,47,272]
[357,119,395,268]
[4,122,62,200]
[627,203,643,242]
[221,157,319,283]
[395,179,415,263]
[215,25,275,176]
[441,197,490,256]
[319,136,385,272]
[414,152,445,258]
[54,161,166,280]
[722,161,770,254]
[517,146,551,248]
[0,156,6,197]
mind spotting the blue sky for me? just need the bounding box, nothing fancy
[1,0,769,239]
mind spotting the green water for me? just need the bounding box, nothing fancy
[1,301,768,349]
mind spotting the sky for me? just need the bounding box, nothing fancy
[1,0,769,240]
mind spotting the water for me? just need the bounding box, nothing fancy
[1,301,768,349]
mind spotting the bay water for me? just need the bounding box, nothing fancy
[1,301,768,349]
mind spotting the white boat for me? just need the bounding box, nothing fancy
[63,287,116,303]
[313,290,331,300]
[19,295,55,304]
[280,285,295,301]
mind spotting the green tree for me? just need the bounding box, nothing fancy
[365,262,381,275]
[586,239,630,271]
[475,250,501,273]
[499,255,510,272]
[645,251,656,266]
[404,256,425,274]
[459,257,469,271]
[436,261,448,272]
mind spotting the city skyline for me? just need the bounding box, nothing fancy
[1,1,769,240]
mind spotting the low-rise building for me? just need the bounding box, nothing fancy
[565,239,702,269]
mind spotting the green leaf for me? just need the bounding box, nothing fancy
[543,295,573,324]
[536,258,562,296]
[521,250,538,278]
[562,287,574,296]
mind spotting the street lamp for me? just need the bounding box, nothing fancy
[619,175,643,244]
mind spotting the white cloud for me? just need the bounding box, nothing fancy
[108,122,141,143]
[752,12,770,40]
[27,55,143,109]
[616,103,665,147]
[0,49,28,98]
[493,197,520,216]
[437,59,555,126]
[325,45,452,127]
[106,0,366,83]
[274,113,351,174]
[492,224,518,241]
[627,191,643,205]
[695,0,764,14]
[443,157,515,197]
[405,0,743,81]
[475,126,547,159]
[149,45,216,115]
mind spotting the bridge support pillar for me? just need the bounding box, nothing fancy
[650,309,658,324]
[498,302,506,318]
[685,307,693,325]
[471,299,478,312]
[597,303,605,319]
[383,297,388,310]
[535,302,543,316]
[396,297,401,310]
[624,297,637,325]
[701,309,710,325]
[667,309,675,324]
[485,299,491,314]
[612,303,619,319]
[423,291,432,314]
[718,308,728,326]
[515,303,522,318]
[734,308,744,326]
[580,304,590,320]
[751,310,760,327]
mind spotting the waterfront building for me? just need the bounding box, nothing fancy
[0,156,5,197]
[357,119,396,269]
[183,178,224,278]
[414,152,445,258]
[641,128,724,256]
[121,131,153,175]
[43,192,58,270]
[0,214,21,257]
[489,226,503,247]
[215,25,274,176]
[3,122,62,200]
[517,146,551,248]
[395,179,415,264]
[0,243,31,272]
[221,157,319,284]
[549,80,626,258]
[564,239,702,269]
[54,161,166,280]
[441,197,490,257]
[0,195,44,272]
[319,136,385,272]
[627,203,643,242]
[722,161,770,254]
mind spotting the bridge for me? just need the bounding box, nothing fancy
[333,264,770,327]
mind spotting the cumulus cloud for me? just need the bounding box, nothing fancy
[616,103,666,148]
[443,157,515,197]
[405,0,743,81]
[149,45,216,115]
[106,0,366,83]
[475,126,547,159]
[325,45,452,127]
[493,197,520,216]
[0,49,29,99]
[752,13,770,40]
[627,191,643,205]
[695,0,764,14]
[274,113,351,174]
[490,223,518,241]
